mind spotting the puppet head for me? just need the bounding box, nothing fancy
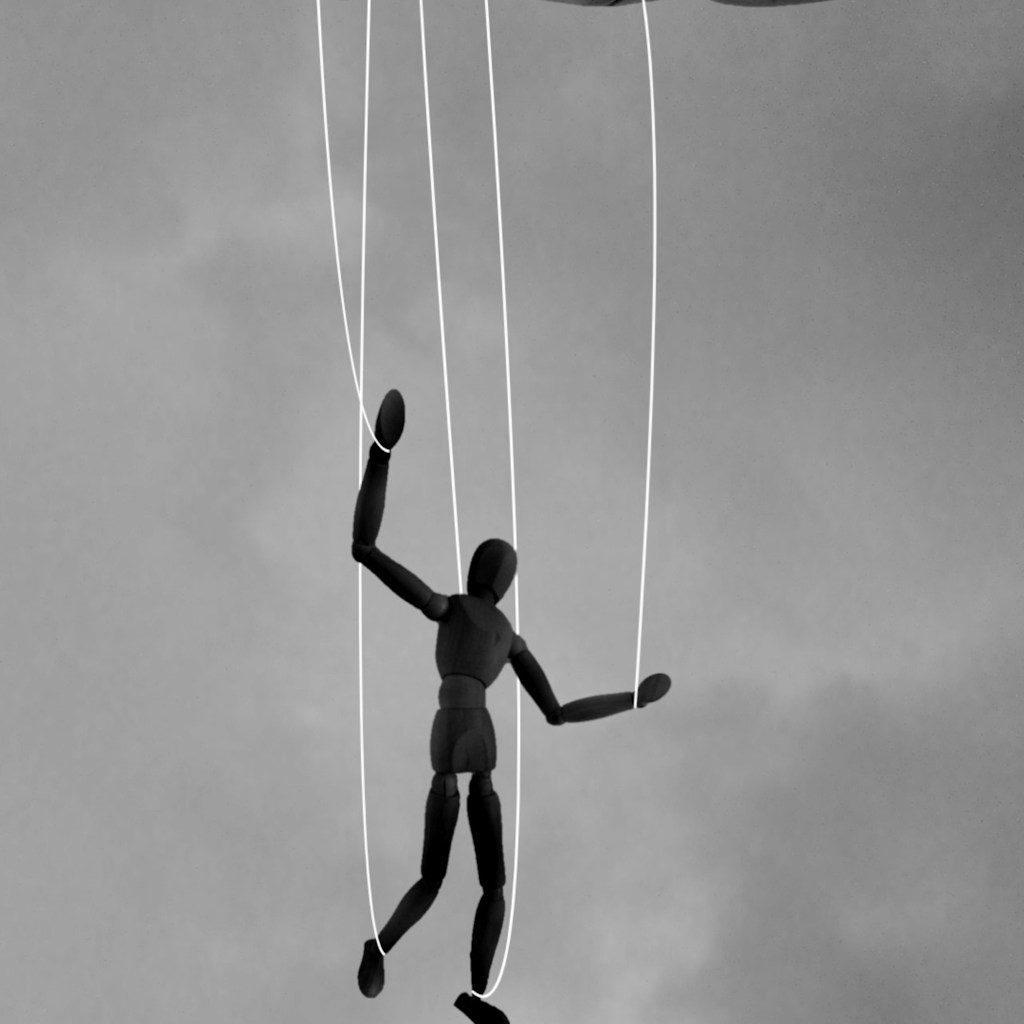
[467,539,517,603]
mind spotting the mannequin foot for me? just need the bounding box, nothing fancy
[637,672,671,707]
[454,991,510,1024]
[374,389,405,452]
[357,938,385,998]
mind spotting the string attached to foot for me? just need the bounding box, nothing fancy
[316,0,386,957]
[632,0,658,710]
[471,0,522,1001]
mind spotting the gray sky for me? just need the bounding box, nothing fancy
[3,1,1023,1022]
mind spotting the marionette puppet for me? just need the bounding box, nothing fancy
[353,389,671,1024]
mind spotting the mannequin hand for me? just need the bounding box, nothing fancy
[373,389,405,452]
[637,673,671,707]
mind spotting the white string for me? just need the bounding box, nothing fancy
[472,0,521,1001]
[357,0,385,957]
[316,0,387,956]
[419,0,463,590]
[633,0,658,709]
[357,561,384,957]
[315,0,389,454]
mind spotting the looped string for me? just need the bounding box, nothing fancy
[317,0,386,956]
[315,0,389,454]
[471,0,521,1001]
[633,0,658,708]
[418,0,464,591]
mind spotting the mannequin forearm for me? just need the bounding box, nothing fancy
[558,693,636,722]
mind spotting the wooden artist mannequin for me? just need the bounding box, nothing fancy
[352,390,670,1024]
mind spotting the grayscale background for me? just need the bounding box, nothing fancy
[3,1,1023,1022]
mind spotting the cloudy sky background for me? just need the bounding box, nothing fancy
[3,1,1023,1022]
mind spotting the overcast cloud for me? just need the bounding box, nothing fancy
[3,1,1023,1022]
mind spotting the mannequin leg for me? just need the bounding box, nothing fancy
[466,771,506,993]
[381,771,459,950]
[358,772,459,997]
[454,771,509,1023]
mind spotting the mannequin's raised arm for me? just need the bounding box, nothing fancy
[352,542,448,620]
[351,390,449,622]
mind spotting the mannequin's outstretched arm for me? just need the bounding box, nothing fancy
[511,634,671,723]
[351,390,449,622]
[509,638,564,724]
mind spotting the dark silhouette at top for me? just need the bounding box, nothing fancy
[545,0,833,8]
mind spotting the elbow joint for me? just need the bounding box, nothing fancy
[352,541,374,563]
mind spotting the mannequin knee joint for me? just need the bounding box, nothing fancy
[421,872,445,894]
[431,771,458,798]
